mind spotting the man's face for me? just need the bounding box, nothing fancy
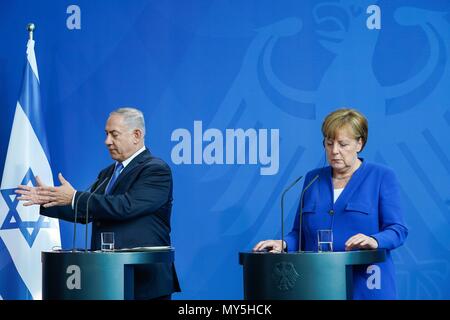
[105,114,139,162]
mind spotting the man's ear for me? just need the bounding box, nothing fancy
[133,129,143,143]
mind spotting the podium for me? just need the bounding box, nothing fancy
[239,250,386,300]
[42,249,174,300]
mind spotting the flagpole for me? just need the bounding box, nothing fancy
[27,23,35,40]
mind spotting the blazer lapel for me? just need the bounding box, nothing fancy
[92,165,115,194]
[333,159,368,210]
[109,148,152,194]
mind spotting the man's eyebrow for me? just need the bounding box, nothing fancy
[105,129,120,134]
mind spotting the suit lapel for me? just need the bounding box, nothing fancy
[91,165,115,194]
[109,148,152,194]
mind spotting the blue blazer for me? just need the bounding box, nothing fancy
[41,148,181,299]
[285,159,408,299]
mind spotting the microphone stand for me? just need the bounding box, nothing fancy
[72,192,86,252]
[84,178,108,252]
[72,179,100,251]
[280,176,303,254]
[298,174,320,252]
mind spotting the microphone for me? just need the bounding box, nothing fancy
[84,178,109,252]
[280,175,303,253]
[72,178,100,251]
[298,174,320,252]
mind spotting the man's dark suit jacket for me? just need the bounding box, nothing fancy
[41,148,181,299]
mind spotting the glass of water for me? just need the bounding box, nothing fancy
[101,232,115,251]
[317,230,333,252]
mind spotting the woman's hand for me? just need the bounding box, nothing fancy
[345,233,378,251]
[253,240,286,253]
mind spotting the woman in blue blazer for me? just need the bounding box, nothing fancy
[254,108,408,299]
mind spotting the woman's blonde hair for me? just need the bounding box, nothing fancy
[321,108,368,151]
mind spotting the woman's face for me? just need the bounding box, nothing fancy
[324,126,363,172]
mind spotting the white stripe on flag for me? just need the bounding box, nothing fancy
[26,40,39,82]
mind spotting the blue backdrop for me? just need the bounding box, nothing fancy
[1,0,449,299]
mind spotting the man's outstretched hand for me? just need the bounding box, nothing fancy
[16,173,75,208]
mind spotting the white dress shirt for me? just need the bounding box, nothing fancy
[333,187,344,204]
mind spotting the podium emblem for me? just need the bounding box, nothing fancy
[66,265,81,290]
[272,262,300,291]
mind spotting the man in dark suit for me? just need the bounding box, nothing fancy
[16,107,180,299]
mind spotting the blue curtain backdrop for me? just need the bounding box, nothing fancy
[1,0,449,299]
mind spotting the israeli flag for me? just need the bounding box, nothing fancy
[0,37,61,299]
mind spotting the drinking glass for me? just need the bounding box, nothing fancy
[317,230,333,252]
[101,232,115,251]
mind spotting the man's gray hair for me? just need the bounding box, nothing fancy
[111,107,146,137]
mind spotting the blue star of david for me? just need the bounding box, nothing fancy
[1,168,51,248]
